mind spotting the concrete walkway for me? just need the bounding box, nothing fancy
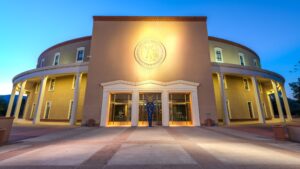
[0,127,300,169]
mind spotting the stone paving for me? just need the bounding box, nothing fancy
[0,126,300,169]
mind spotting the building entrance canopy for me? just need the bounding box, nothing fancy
[100,80,200,127]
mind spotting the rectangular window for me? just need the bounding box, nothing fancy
[35,83,40,94]
[109,93,132,122]
[72,75,76,89]
[49,79,56,91]
[239,53,245,66]
[44,101,52,119]
[53,53,60,66]
[214,48,223,63]
[40,58,45,67]
[76,47,85,62]
[247,101,254,118]
[226,100,232,119]
[253,59,258,67]
[259,82,263,93]
[223,75,228,89]
[169,93,192,122]
[243,78,250,91]
[262,102,268,118]
[68,100,74,120]
[30,103,36,119]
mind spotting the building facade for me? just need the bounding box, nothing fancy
[6,16,292,126]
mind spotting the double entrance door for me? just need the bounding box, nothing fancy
[139,93,162,126]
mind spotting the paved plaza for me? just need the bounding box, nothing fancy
[0,126,300,169]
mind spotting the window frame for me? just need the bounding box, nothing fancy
[239,52,245,66]
[253,59,258,67]
[35,83,40,94]
[72,75,76,89]
[43,101,52,119]
[40,58,45,67]
[53,52,60,66]
[68,100,74,120]
[243,78,250,91]
[226,99,232,119]
[76,47,85,63]
[48,78,56,91]
[30,103,36,119]
[247,101,255,118]
[223,75,228,89]
[214,47,224,63]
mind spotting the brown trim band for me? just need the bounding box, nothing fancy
[208,36,259,59]
[93,16,207,22]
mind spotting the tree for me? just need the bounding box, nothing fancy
[289,78,300,103]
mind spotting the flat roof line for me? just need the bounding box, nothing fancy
[93,16,207,21]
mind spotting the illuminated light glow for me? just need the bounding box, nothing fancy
[134,39,166,69]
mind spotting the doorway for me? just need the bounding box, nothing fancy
[139,93,162,126]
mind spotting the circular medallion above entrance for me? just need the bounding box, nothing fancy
[134,39,166,69]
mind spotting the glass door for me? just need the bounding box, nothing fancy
[139,93,162,126]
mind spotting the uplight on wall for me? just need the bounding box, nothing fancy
[134,39,166,69]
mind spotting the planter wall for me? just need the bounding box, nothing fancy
[287,125,300,143]
[0,117,14,145]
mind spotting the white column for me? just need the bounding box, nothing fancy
[131,90,139,127]
[280,83,292,121]
[14,81,27,120]
[191,90,201,126]
[162,90,169,126]
[217,73,230,125]
[69,73,82,125]
[267,94,275,119]
[33,76,48,124]
[100,91,110,127]
[22,92,31,119]
[251,77,265,124]
[6,85,17,117]
[271,80,285,123]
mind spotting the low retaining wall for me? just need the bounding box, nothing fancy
[287,125,300,143]
[0,117,14,145]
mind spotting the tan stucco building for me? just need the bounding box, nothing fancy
[6,16,292,126]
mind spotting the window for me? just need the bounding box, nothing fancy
[214,47,223,63]
[139,93,162,123]
[109,93,132,122]
[243,78,250,91]
[169,93,191,122]
[247,101,254,118]
[223,75,228,89]
[44,101,52,119]
[262,102,268,118]
[72,75,76,89]
[239,53,245,66]
[259,82,263,93]
[30,103,36,119]
[49,79,55,91]
[53,53,60,66]
[40,58,45,67]
[226,100,232,119]
[76,47,85,62]
[68,100,74,119]
[253,59,258,67]
[35,83,40,94]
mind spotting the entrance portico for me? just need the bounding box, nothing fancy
[100,80,200,127]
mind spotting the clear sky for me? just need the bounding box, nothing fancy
[0,0,299,98]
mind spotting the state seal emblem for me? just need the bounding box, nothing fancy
[134,39,166,69]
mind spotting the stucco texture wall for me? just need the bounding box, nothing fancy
[83,19,217,125]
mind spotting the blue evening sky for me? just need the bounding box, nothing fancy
[0,0,299,98]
